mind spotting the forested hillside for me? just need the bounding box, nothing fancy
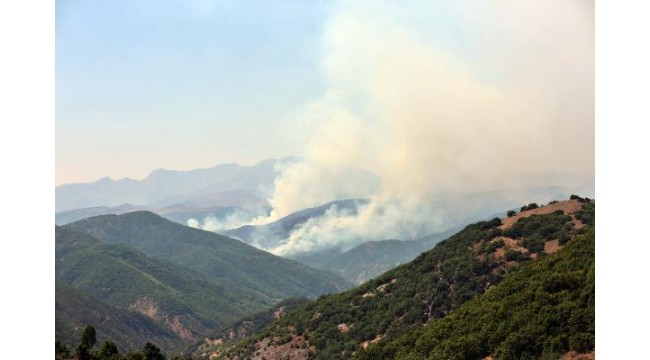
[216,198,594,360]
[56,226,270,350]
[356,230,595,359]
[64,211,351,301]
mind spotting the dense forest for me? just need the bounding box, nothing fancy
[356,229,595,359]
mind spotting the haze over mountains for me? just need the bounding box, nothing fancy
[57,158,593,248]
[55,158,285,212]
[56,158,594,287]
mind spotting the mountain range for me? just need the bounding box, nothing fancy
[55,202,264,230]
[55,158,285,212]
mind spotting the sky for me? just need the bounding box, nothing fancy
[56,0,594,187]
[56,0,332,185]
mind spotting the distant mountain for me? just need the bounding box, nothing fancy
[224,199,368,249]
[290,229,456,285]
[55,158,286,212]
[64,212,351,302]
[55,204,139,225]
[56,226,271,346]
[55,284,183,352]
[55,203,265,227]
[214,198,595,360]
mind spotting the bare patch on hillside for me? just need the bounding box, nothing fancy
[129,297,159,318]
[338,323,351,333]
[128,296,195,340]
[274,306,286,319]
[360,334,384,349]
[169,315,193,340]
[376,282,391,292]
[489,236,527,260]
[500,200,584,229]
[205,338,223,346]
[493,248,506,259]
[544,239,561,254]
[561,351,595,360]
[248,336,309,360]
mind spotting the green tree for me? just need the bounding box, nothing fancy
[75,325,97,360]
[142,342,165,360]
[55,339,71,360]
[81,324,97,349]
[98,340,120,359]
[126,353,144,360]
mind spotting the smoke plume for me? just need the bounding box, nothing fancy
[187,209,262,233]
[253,0,594,255]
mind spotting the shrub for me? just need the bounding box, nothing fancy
[522,235,545,253]
[486,240,505,254]
[480,217,503,230]
[505,250,530,262]
[520,203,538,212]
[570,194,586,203]
[485,228,503,240]
[558,234,572,246]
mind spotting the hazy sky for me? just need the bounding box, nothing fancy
[56,0,594,186]
[56,0,331,185]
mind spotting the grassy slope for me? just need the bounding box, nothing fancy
[64,211,351,301]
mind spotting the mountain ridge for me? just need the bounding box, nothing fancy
[55,158,291,211]
[63,211,351,301]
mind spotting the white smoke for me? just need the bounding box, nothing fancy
[186,218,200,228]
[187,209,261,233]
[254,0,595,256]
